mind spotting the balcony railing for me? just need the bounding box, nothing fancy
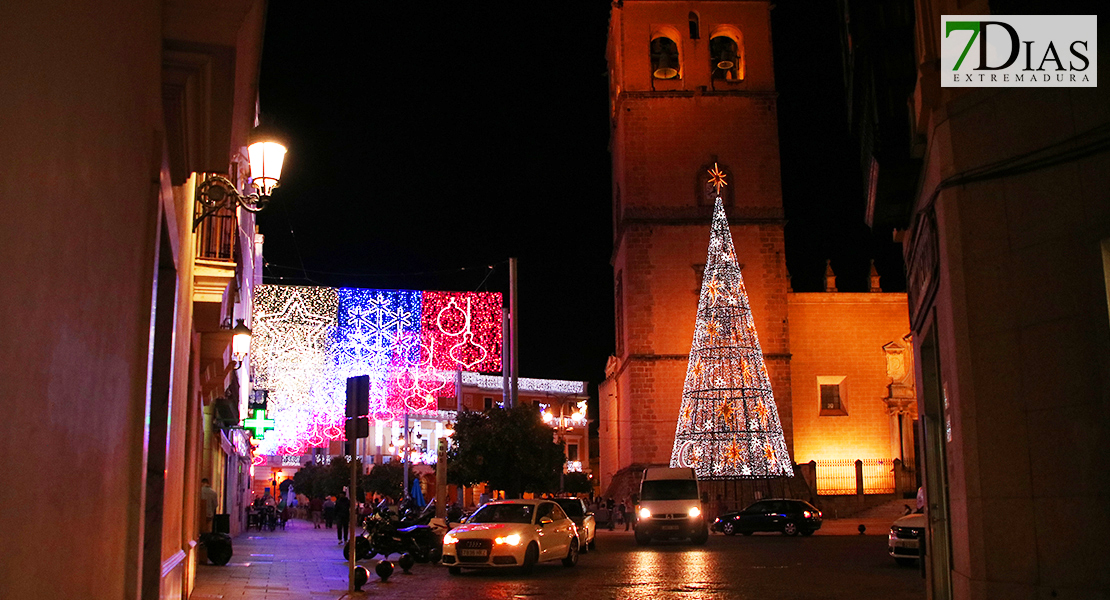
[193,173,238,262]
[195,203,237,262]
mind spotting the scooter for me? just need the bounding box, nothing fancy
[371,501,447,562]
[345,501,447,562]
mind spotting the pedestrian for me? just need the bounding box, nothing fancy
[596,502,610,530]
[310,496,324,528]
[335,491,351,545]
[618,500,628,531]
[323,495,336,528]
[200,478,218,533]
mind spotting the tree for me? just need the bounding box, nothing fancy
[670,196,793,478]
[563,472,593,495]
[361,461,413,501]
[292,457,412,503]
[448,405,566,498]
[292,462,326,498]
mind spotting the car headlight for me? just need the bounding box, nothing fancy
[494,534,522,546]
[443,533,458,545]
[803,510,812,519]
[688,507,701,518]
[639,507,651,519]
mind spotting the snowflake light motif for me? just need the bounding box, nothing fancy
[670,198,793,479]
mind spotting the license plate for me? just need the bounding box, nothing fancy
[891,540,916,548]
[459,549,488,557]
[661,525,680,531]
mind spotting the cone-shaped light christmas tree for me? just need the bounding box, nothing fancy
[670,195,793,479]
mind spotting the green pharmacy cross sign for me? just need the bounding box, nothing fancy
[242,409,276,440]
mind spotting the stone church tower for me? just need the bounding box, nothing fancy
[598,0,792,493]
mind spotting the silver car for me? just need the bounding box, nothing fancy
[889,513,925,566]
[554,498,596,552]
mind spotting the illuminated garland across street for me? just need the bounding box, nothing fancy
[670,197,794,479]
[251,284,503,455]
[461,372,587,395]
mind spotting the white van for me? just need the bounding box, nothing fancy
[634,467,708,545]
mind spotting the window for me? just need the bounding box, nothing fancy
[484,396,493,410]
[692,264,706,295]
[640,479,699,501]
[710,35,743,81]
[651,36,680,80]
[688,12,700,39]
[567,444,579,461]
[818,376,848,416]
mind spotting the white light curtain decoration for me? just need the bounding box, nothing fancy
[251,285,341,455]
[670,197,793,479]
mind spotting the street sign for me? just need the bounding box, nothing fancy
[248,389,269,412]
[345,416,369,440]
[346,375,370,418]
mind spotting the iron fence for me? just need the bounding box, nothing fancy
[814,458,896,495]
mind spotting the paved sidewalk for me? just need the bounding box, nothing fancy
[192,519,360,600]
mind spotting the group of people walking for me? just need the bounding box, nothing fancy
[589,496,630,531]
[306,492,352,544]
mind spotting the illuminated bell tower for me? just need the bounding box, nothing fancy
[599,0,791,492]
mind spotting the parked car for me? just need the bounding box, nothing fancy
[440,499,580,575]
[888,512,925,566]
[712,499,822,536]
[554,498,596,551]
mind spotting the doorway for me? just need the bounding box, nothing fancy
[917,321,953,599]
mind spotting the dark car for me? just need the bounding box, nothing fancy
[712,499,822,536]
[554,498,596,551]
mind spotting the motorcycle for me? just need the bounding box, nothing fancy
[344,500,447,563]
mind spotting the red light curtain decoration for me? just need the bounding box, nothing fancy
[670,196,793,478]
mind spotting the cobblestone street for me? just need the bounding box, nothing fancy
[193,517,923,600]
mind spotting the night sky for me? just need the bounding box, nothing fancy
[256,3,905,403]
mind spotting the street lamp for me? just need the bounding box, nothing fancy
[230,319,252,370]
[193,124,288,230]
[543,399,587,493]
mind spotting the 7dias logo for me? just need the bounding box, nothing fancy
[942,15,1096,87]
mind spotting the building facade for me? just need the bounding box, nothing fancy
[598,0,916,501]
[259,373,592,501]
[0,2,268,598]
[899,2,1109,599]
